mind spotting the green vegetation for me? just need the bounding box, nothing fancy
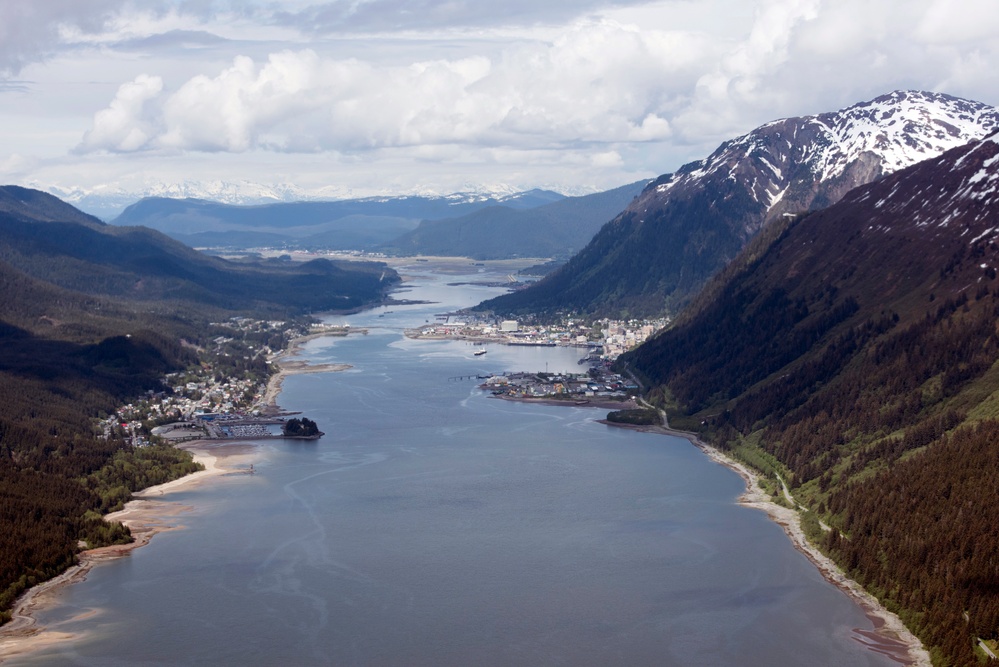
[0,187,397,626]
[605,408,660,426]
[282,417,322,438]
[630,284,999,664]
[82,445,204,514]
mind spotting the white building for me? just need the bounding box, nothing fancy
[500,320,519,332]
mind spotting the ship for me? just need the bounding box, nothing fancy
[474,348,487,356]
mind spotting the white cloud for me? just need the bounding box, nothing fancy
[271,0,655,32]
[5,0,999,201]
[673,0,821,138]
[663,0,999,146]
[78,74,164,152]
[76,19,713,155]
[915,0,999,43]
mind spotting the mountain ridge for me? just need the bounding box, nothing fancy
[110,189,568,251]
[379,180,646,259]
[48,180,569,221]
[0,186,401,319]
[478,90,999,319]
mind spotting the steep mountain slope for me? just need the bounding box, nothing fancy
[621,133,999,665]
[380,180,646,259]
[480,91,999,319]
[112,189,564,250]
[0,187,398,314]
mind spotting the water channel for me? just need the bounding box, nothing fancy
[11,260,898,666]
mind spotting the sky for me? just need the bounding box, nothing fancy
[1,0,998,213]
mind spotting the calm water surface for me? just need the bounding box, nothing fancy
[16,262,896,666]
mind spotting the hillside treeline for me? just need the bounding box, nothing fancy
[0,325,199,623]
[631,283,999,664]
[620,137,999,666]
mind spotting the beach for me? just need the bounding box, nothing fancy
[0,326,361,662]
[0,441,258,663]
[603,418,932,667]
[259,332,353,414]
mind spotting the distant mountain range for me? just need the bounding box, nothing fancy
[111,189,567,252]
[380,180,646,260]
[42,180,564,221]
[479,91,999,319]
[621,130,999,666]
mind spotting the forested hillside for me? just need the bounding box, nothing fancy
[0,187,399,624]
[621,134,999,665]
[0,202,396,313]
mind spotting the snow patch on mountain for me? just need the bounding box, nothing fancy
[809,90,997,181]
[31,179,575,220]
[847,133,999,235]
[653,90,999,218]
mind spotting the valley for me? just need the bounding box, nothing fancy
[3,89,999,666]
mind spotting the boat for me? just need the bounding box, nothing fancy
[474,348,487,356]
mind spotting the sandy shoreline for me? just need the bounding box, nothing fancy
[605,419,932,667]
[0,317,931,665]
[259,332,353,414]
[0,441,259,663]
[0,327,356,663]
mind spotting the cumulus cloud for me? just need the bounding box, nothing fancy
[915,0,999,43]
[663,0,999,145]
[672,0,821,138]
[24,0,999,199]
[77,19,711,155]
[78,74,164,153]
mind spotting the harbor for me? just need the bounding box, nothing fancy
[151,413,323,442]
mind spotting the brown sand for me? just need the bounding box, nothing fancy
[260,334,353,414]
[0,441,258,663]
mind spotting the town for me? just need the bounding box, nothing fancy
[406,314,669,360]
[479,369,640,405]
[97,316,338,447]
[97,313,667,447]
[411,314,668,404]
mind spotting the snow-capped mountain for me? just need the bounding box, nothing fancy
[845,130,999,235]
[37,180,342,220]
[480,90,999,319]
[626,128,999,414]
[655,90,999,235]
[37,179,566,221]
